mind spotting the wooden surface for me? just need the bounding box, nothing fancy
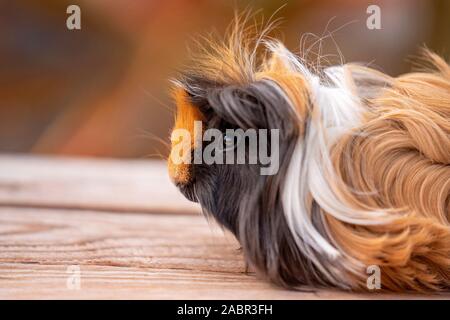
[0,155,446,299]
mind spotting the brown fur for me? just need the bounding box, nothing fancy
[327,54,450,291]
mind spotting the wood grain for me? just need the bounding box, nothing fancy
[0,155,200,214]
[0,206,410,300]
[0,155,447,299]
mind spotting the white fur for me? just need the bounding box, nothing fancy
[266,41,393,285]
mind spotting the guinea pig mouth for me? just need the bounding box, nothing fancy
[177,182,198,203]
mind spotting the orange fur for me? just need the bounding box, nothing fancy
[168,88,204,185]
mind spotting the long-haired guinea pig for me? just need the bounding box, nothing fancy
[166,16,450,292]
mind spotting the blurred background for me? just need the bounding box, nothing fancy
[1,0,449,159]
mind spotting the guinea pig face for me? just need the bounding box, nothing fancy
[168,90,257,233]
[167,79,297,235]
[165,24,331,286]
[166,71,320,287]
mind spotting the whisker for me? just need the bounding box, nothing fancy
[133,128,171,150]
[140,87,174,114]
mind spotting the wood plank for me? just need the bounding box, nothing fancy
[1,207,447,299]
[0,155,200,214]
[0,206,418,300]
[0,155,447,299]
[1,264,400,300]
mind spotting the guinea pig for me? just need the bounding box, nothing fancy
[166,16,450,292]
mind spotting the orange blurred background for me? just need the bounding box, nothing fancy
[1,0,449,159]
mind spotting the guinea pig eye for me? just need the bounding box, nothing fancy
[221,134,238,151]
[224,134,233,145]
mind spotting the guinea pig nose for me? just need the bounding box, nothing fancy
[167,154,193,186]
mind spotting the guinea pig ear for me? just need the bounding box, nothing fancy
[205,80,299,135]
